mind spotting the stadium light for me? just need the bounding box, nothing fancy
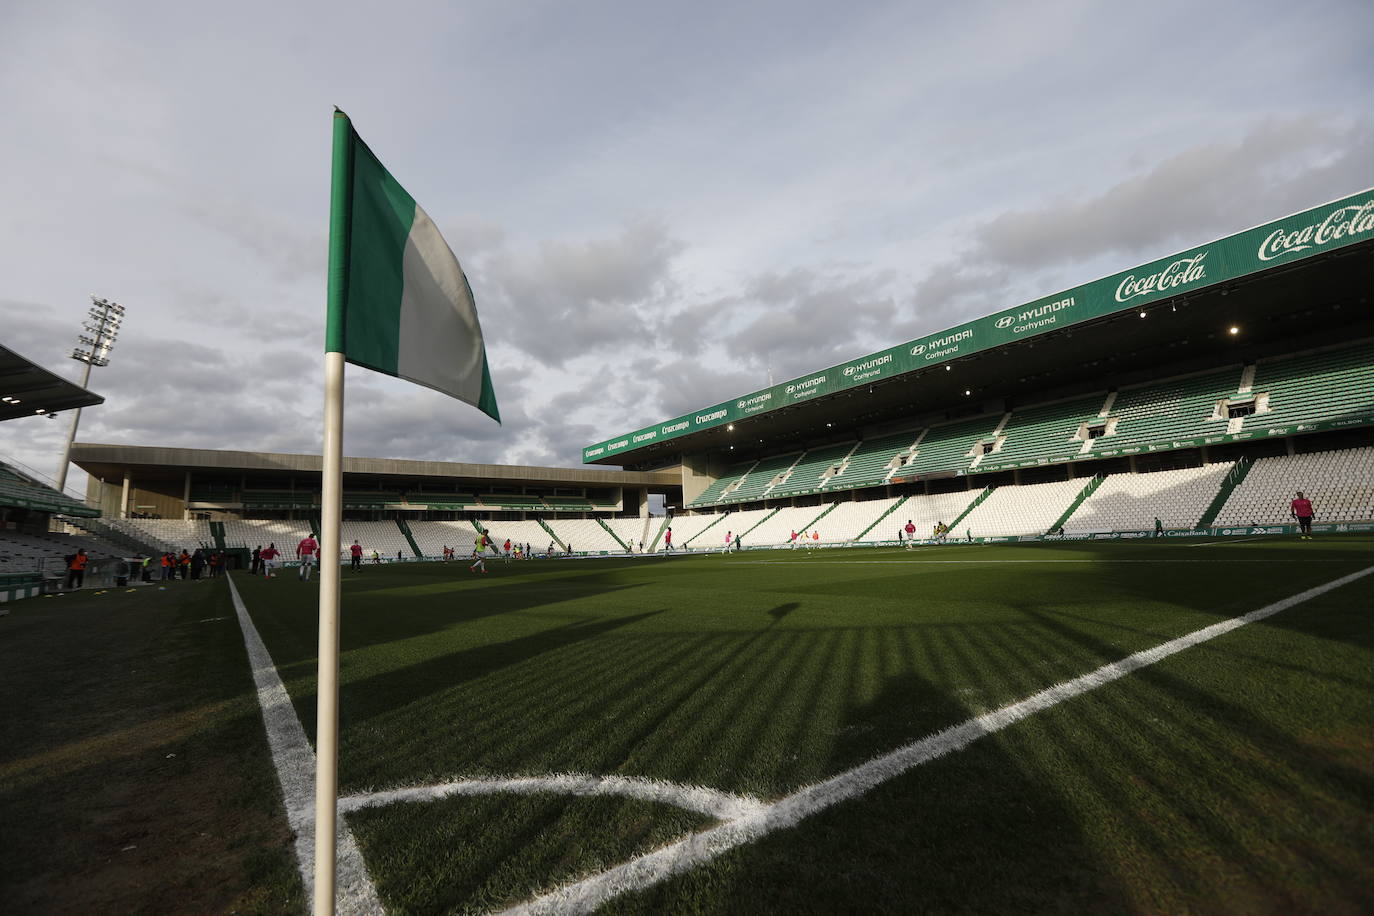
[944,365,951,371]
[964,389,972,396]
[727,424,734,431]
[1139,310,1147,318]
[55,295,126,494]
[1229,326,1240,335]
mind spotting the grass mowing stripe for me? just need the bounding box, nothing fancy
[501,564,1374,916]
[339,775,765,820]
[226,575,383,914]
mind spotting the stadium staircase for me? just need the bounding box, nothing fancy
[648,517,669,551]
[1194,457,1253,529]
[1046,474,1103,534]
[209,521,228,550]
[395,518,423,557]
[946,486,995,532]
[855,495,911,542]
[536,518,567,551]
[596,517,630,551]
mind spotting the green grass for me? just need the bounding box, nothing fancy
[228,538,1374,913]
[5,538,1372,913]
[0,578,305,914]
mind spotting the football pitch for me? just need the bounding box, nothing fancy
[5,537,1374,914]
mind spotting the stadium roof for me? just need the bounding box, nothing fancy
[585,187,1374,468]
[0,343,104,421]
[69,443,679,490]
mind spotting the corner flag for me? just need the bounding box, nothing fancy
[327,109,499,420]
[313,109,500,916]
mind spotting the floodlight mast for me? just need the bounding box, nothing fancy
[54,296,124,495]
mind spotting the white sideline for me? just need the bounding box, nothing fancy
[226,575,383,914]
[500,564,1374,915]
[341,775,766,821]
[735,557,1348,565]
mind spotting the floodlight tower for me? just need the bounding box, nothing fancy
[54,296,125,493]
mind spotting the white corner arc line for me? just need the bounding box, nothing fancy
[226,575,384,915]
[501,564,1374,916]
[341,775,766,822]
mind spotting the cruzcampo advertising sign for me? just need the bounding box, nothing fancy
[583,188,1374,463]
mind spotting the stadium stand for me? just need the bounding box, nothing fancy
[1068,464,1235,532]
[1089,367,1243,453]
[604,517,653,552]
[653,512,724,550]
[689,460,756,507]
[222,519,314,551]
[956,478,1085,537]
[863,490,984,543]
[719,453,804,504]
[823,430,922,492]
[901,415,1003,477]
[409,520,481,556]
[980,395,1106,469]
[542,495,594,511]
[0,462,97,516]
[474,519,562,553]
[702,507,775,545]
[543,517,626,553]
[1249,340,1374,432]
[338,521,414,559]
[479,494,545,510]
[816,496,903,543]
[731,504,833,547]
[1213,448,1374,527]
[767,442,858,498]
[106,518,213,553]
[0,530,124,572]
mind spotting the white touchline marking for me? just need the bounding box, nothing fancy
[732,557,1348,565]
[226,575,383,915]
[500,564,1374,916]
[340,774,766,822]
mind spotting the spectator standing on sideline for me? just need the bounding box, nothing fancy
[65,549,88,590]
[1291,491,1316,539]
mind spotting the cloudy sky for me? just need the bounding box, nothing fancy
[2,0,1371,494]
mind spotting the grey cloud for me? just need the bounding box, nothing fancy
[900,116,1374,336]
[974,117,1374,270]
[475,220,682,366]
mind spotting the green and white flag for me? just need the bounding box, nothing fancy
[326,110,499,421]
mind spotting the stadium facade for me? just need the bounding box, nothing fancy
[581,188,1374,517]
[70,443,679,521]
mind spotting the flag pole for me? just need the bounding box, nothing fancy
[316,108,354,916]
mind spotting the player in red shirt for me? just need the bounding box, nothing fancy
[297,534,319,581]
[904,519,916,549]
[1291,491,1315,540]
[349,540,364,572]
[259,543,280,577]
